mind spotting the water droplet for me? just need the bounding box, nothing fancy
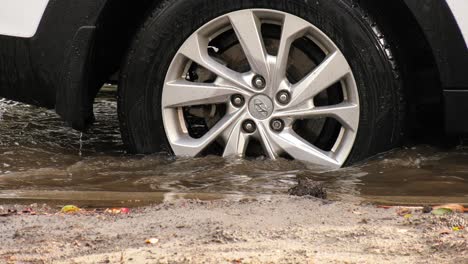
[79,132,83,157]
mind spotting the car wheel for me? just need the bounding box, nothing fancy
[118,0,404,168]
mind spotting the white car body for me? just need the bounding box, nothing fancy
[0,0,467,48]
[446,0,468,46]
[0,0,49,38]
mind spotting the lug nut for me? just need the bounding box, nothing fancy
[252,75,266,89]
[276,91,291,105]
[231,94,245,107]
[242,120,257,134]
[270,119,285,132]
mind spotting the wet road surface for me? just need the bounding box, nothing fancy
[0,87,467,207]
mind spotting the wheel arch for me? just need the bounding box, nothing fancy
[356,0,468,136]
[357,0,468,89]
[90,0,158,88]
[60,0,159,130]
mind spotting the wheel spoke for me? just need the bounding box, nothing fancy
[178,33,254,92]
[163,80,245,108]
[171,109,245,157]
[273,14,310,89]
[222,114,249,157]
[288,51,351,109]
[268,129,340,168]
[257,123,279,159]
[228,10,269,78]
[275,103,359,131]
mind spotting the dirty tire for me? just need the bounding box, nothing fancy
[118,0,404,165]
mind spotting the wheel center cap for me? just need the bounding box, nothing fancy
[248,94,274,120]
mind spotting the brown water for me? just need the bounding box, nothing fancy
[0,88,467,207]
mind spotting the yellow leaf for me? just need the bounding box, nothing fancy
[433,204,465,213]
[432,208,453,216]
[61,205,80,213]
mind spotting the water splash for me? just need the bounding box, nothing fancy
[79,132,83,157]
[0,98,6,121]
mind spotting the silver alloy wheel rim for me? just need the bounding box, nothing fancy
[162,9,360,168]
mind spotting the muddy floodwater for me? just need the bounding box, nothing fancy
[0,87,467,207]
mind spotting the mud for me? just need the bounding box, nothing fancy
[0,197,466,263]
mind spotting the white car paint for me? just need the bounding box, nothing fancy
[0,0,49,38]
[0,0,466,45]
[446,0,468,47]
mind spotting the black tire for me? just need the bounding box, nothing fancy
[118,0,404,165]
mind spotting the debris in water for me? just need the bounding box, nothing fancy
[396,207,412,216]
[105,208,131,215]
[377,204,466,214]
[288,178,327,199]
[432,204,466,213]
[404,214,413,219]
[21,208,36,215]
[432,208,453,216]
[0,209,17,217]
[61,205,81,213]
[120,208,131,214]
